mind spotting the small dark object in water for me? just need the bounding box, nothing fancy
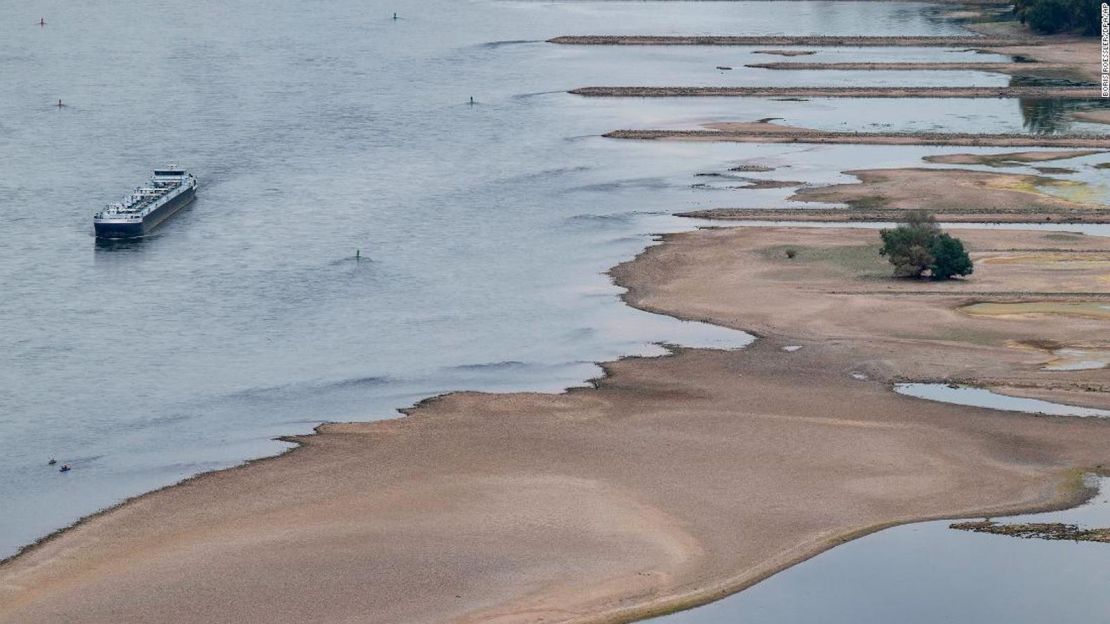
[393,12,397,20]
[59,464,71,473]
[47,458,57,465]
[946,382,959,389]
[729,164,775,173]
[716,66,732,70]
[56,99,64,108]
[951,520,1110,543]
[469,96,475,105]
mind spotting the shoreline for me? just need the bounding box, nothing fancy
[603,128,1110,148]
[3,227,1108,624]
[680,208,1110,224]
[569,86,1102,98]
[2,348,1104,624]
[548,35,1044,46]
[577,471,1098,624]
[744,61,1075,76]
[6,6,1110,624]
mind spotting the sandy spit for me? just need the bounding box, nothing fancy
[788,167,1105,215]
[2,228,1109,624]
[681,208,1110,224]
[1074,110,1110,125]
[548,35,1042,46]
[571,86,1102,98]
[921,150,1104,165]
[605,128,1110,149]
[745,61,1072,76]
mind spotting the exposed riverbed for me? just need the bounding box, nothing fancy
[2,1,1107,622]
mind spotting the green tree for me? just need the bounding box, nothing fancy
[879,210,939,277]
[1025,0,1073,33]
[929,233,974,280]
[1015,0,1100,35]
[879,211,973,280]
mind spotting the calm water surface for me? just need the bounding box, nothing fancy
[1,1,1106,618]
[649,477,1110,624]
[0,0,969,557]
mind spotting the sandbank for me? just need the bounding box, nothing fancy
[745,61,1073,77]
[570,86,1101,98]
[788,167,1106,216]
[922,150,1104,165]
[548,35,1042,47]
[604,126,1110,149]
[2,227,1108,624]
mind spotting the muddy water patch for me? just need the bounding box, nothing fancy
[1043,348,1110,371]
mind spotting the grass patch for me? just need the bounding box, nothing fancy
[1044,232,1085,241]
[846,195,889,210]
[759,243,888,278]
[1034,179,1099,204]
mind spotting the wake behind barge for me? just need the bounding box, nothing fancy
[94,168,197,238]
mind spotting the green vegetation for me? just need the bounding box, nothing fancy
[846,195,889,210]
[879,211,974,280]
[950,520,1110,543]
[761,243,887,278]
[1013,0,1100,35]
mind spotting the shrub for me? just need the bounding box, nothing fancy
[879,211,973,280]
[785,248,797,259]
[929,233,974,280]
[1025,0,1074,33]
[879,210,939,277]
[1015,0,1100,35]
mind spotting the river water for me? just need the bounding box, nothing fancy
[650,477,1110,624]
[0,0,1105,616]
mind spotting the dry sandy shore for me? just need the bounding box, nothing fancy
[745,61,1072,76]
[615,227,1110,400]
[921,150,1103,165]
[549,35,1042,46]
[790,167,1105,213]
[570,86,1101,98]
[1074,110,1110,125]
[683,208,1110,223]
[686,162,1110,223]
[2,228,1108,624]
[605,127,1110,149]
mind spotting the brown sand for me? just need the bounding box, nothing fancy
[570,86,1101,98]
[788,167,1105,217]
[992,40,1105,83]
[604,126,1110,149]
[922,150,1103,165]
[2,228,1108,624]
[614,227,1110,396]
[746,61,1073,77]
[1074,110,1110,125]
[548,35,1043,47]
[680,207,1110,224]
